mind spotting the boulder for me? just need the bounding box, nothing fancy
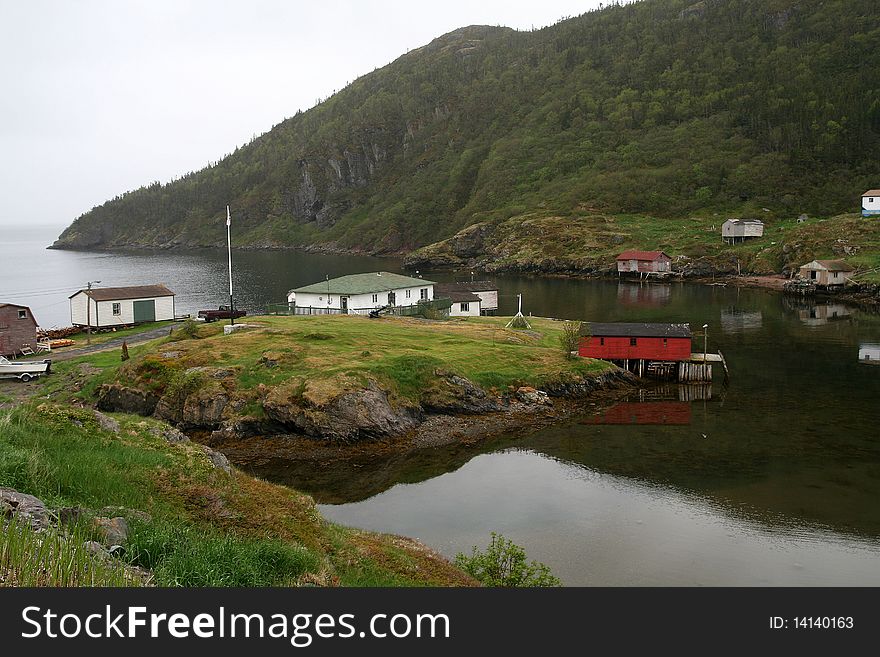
[162,426,190,444]
[93,410,120,433]
[155,387,228,429]
[96,384,159,416]
[82,541,113,562]
[92,516,130,547]
[201,446,233,474]
[0,487,51,531]
[57,506,88,527]
[421,370,500,414]
[516,386,552,405]
[264,380,422,441]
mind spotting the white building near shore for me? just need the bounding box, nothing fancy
[69,284,176,328]
[287,272,435,314]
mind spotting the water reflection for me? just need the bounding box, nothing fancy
[616,282,671,307]
[319,450,880,586]
[583,401,692,425]
[720,306,762,333]
[782,297,852,327]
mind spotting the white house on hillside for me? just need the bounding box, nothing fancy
[287,272,435,314]
[69,284,176,328]
[862,189,880,217]
[722,219,764,244]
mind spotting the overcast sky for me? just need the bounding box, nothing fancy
[0,0,608,228]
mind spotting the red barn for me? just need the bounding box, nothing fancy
[616,250,672,274]
[0,303,39,357]
[579,322,692,361]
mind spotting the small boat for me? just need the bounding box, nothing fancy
[0,355,52,382]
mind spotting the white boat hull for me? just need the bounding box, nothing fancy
[0,356,51,380]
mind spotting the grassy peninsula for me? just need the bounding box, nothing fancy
[3,315,622,586]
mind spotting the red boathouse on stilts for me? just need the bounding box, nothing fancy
[579,322,708,380]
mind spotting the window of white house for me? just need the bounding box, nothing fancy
[372,294,378,303]
[460,302,469,312]
[406,289,411,299]
[18,309,27,319]
[871,198,875,202]
[112,303,121,316]
[420,288,428,300]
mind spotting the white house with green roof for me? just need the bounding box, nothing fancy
[287,272,436,314]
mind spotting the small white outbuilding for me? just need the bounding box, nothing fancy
[721,219,764,244]
[69,284,176,328]
[862,190,880,217]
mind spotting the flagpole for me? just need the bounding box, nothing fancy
[227,205,234,326]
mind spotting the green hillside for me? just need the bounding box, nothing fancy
[53,0,880,256]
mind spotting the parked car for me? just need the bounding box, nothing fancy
[197,305,247,323]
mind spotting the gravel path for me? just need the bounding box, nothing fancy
[46,324,177,362]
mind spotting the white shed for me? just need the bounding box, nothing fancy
[862,190,880,217]
[858,344,880,364]
[722,219,764,244]
[797,260,854,287]
[69,284,176,328]
[434,281,498,315]
[287,272,435,315]
[436,288,482,317]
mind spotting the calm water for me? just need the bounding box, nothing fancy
[3,224,880,585]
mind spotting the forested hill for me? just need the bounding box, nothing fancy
[53,0,880,254]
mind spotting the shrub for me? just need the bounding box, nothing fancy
[558,320,581,359]
[177,319,200,340]
[454,533,561,587]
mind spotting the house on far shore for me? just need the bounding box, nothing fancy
[721,219,764,244]
[69,284,176,328]
[797,260,855,288]
[862,190,880,217]
[616,250,672,276]
[859,344,880,365]
[0,303,39,356]
[434,280,499,315]
[287,272,436,315]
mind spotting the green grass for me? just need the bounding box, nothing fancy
[1,517,137,586]
[0,403,475,587]
[0,404,169,509]
[88,314,614,415]
[125,519,321,587]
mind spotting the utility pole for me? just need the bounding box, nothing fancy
[702,323,708,362]
[226,206,234,326]
[85,280,101,344]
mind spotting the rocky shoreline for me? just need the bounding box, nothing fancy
[95,367,638,467]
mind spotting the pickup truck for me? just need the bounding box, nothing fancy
[197,305,247,323]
